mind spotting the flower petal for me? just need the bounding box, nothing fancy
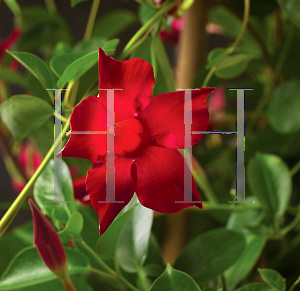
[86,156,136,235]
[135,145,202,213]
[73,176,91,205]
[98,48,155,122]
[139,88,215,149]
[61,95,107,163]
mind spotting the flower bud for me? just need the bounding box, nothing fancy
[28,199,69,281]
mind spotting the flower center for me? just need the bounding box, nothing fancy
[113,117,151,158]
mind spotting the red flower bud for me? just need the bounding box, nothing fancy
[28,199,69,280]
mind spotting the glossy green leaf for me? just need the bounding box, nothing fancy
[268,80,300,134]
[7,51,56,90]
[101,38,120,56]
[235,283,274,291]
[258,269,286,291]
[64,211,84,236]
[56,50,97,87]
[117,202,153,272]
[33,159,77,224]
[77,204,99,248]
[73,37,107,53]
[71,0,89,7]
[277,0,300,29]
[149,265,201,291]
[0,68,28,88]
[50,52,86,78]
[0,95,53,142]
[215,54,255,79]
[247,153,292,217]
[151,35,176,95]
[131,36,151,63]
[174,228,246,285]
[206,48,230,69]
[139,3,156,25]
[92,9,138,39]
[0,246,89,290]
[14,275,93,291]
[225,211,267,289]
[95,207,134,260]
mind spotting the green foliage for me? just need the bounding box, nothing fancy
[0,95,53,142]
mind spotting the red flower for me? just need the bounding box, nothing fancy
[28,199,69,280]
[73,176,91,205]
[61,48,214,234]
[0,27,21,63]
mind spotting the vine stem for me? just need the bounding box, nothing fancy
[290,159,300,177]
[84,0,101,41]
[201,0,250,88]
[246,25,296,132]
[61,276,78,291]
[118,0,182,61]
[289,277,300,291]
[0,118,70,238]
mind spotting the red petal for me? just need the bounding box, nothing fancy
[61,96,107,163]
[98,48,155,122]
[139,88,215,149]
[86,156,136,235]
[28,199,68,279]
[135,145,202,213]
[73,176,91,205]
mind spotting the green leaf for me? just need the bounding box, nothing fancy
[209,6,262,57]
[247,153,292,217]
[7,51,56,90]
[225,211,267,289]
[33,159,77,224]
[139,3,156,25]
[215,54,255,79]
[101,38,120,56]
[65,211,84,236]
[18,6,72,51]
[73,37,108,53]
[277,0,300,29]
[174,228,246,285]
[131,36,151,63]
[56,39,119,88]
[56,51,97,87]
[151,36,176,95]
[77,204,99,248]
[0,68,28,88]
[71,0,89,7]
[235,283,274,291]
[206,48,230,69]
[95,207,134,260]
[92,9,138,39]
[268,80,300,134]
[258,269,286,291]
[0,246,89,290]
[149,265,201,291]
[0,95,53,142]
[117,202,153,272]
[50,52,86,77]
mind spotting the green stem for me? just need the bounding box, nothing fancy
[138,268,149,291]
[0,118,70,238]
[290,160,300,177]
[201,0,249,88]
[44,0,57,14]
[114,258,140,291]
[280,212,300,236]
[84,0,101,41]
[79,240,116,275]
[289,277,300,291]
[118,0,181,61]
[88,266,117,279]
[247,25,296,132]
[61,276,78,291]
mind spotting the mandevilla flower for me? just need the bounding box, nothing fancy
[61,48,215,234]
[28,199,69,281]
